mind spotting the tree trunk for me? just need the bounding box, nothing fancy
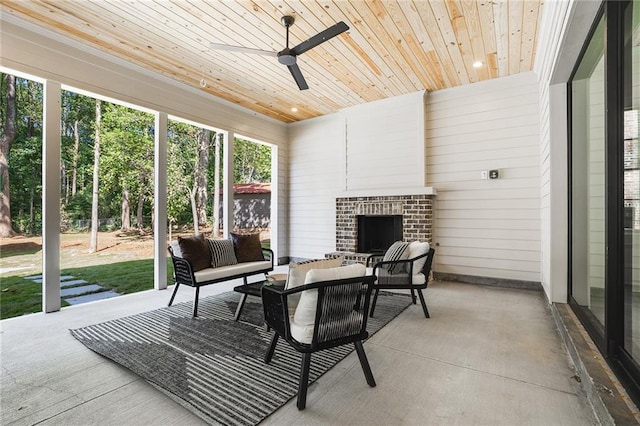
[72,119,79,196]
[89,99,101,253]
[213,133,221,238]
[0,74,16,237]
[195,129,210,228]
[121,188,130,231]
[190,187,199,235]
[136,192,144,230]
[29,186,35,235]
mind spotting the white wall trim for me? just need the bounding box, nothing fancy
[338,187,437,197]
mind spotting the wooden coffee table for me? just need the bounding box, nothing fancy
[233,279,285,321]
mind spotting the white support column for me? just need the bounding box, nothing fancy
[154,112,168,290]
[42,80,61,313]
[222,131,234,238]
[270,144,279,263]
[549,83,569,303]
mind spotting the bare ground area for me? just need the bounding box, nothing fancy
[0,231,158,275]
[0,228,270,276]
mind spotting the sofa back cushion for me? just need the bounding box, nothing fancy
[207,239,238,268]
[177,234,211,272]
[230,232,265,263]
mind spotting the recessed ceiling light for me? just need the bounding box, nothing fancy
[473,61,484,68]
[291,107,298,112]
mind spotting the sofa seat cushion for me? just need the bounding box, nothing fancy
[193,261,272,283]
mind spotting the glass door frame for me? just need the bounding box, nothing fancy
[569,0,640,405]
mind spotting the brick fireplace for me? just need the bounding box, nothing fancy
[332,194,434,263]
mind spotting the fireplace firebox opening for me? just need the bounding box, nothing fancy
[357,215,403,253]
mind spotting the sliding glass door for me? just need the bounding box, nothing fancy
[571,14,606,336]
[622,0,640,380]
[570,0,640,405]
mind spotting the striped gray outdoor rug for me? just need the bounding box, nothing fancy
[70,291,411,426]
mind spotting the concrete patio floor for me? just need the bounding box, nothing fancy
[1,273,603,425]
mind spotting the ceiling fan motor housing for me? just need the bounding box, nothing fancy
[277,49,296,65]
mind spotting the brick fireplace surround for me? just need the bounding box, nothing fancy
[331,194,434,264]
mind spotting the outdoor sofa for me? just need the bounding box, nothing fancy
[167,232,273,316]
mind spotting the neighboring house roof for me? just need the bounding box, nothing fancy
[215,183,271,195]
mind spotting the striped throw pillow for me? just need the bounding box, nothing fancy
[383,241,409,274]
[208,239,238,268]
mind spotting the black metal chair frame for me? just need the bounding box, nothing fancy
[366,247,435,319]
[262,274,377,410]
[167,246,274,317]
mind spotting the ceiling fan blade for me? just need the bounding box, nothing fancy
[290,21,349,56]
[210,42,277,57]
[287,63,309,90]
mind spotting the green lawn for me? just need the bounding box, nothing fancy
[1,259,174,320]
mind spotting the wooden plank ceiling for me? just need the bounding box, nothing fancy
[1,0,543,123]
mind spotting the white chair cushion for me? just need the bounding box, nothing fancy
[290,263,366,344]
[285,257,344,315]
[285,257,344,290]
[405,241,430,273]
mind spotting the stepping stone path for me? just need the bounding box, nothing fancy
[23,275,121,305]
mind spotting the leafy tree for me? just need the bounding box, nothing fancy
[100,103,154,231]
[2,76,43,235]
[0,77,274,239]
[234,138,271,183]
[61,91,95,203]
[167,120,216,234]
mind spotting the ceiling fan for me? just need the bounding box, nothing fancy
[210,16,349,90]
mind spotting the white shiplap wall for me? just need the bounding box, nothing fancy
[288,92,428,259]
[288,114,344,259]
[342,91,426,191]
[427,72,541,283]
